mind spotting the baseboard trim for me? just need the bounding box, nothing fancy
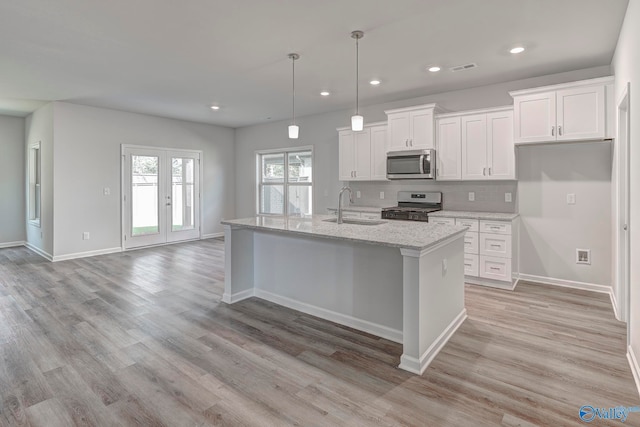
[254,288,403,344]
[610,290,621,321]
[0,240,25,249]
[399,308,468,375]
[518,273,612,294]
[24,242,53,261]
[52,247,123,262]
[221,288,254,304]
[627,346,640,400]
[202,232,224,240]
[465,276,518,291]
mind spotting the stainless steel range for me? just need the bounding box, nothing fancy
[381,191,442,222]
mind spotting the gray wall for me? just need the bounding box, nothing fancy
[25,103,54,256]
[612,0,640,372]
[0,115,25,245]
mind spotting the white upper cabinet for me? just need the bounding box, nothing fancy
[437,107,514,181]
[385,104,440,151]
[369,124,388,181]
[337,122,387,182]
[510,76,613,145]
[435,116,462,180]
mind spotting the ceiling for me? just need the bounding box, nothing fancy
[0,0,629,128]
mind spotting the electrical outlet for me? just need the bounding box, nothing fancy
[576,249,591,264]
[567,193,576,205]
[442,258,448,275]
[468,192,475,202]
[379,191,385,199]
[356,191,361,199]
[83,232,90,240]
[103,187,111,196]
[505,192,512,203]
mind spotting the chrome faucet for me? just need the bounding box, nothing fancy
[337,186,354,224]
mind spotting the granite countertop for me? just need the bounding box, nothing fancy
[429,210,520,221]
[326,206,383,213]
[221,215,466,251]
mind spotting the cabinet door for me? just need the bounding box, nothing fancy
[387,112,411,151]
[370,125,388,180]
[513,92,556,144]
[486,110,515,180]
[436,117,462,180]
[409,109,434,149]
[461,114,488,180]
[353,129,371,180]
[556,85,605,141]
[338,130,355,181]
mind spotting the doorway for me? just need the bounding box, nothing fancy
[616,82,630,340]
[122,146,201,250]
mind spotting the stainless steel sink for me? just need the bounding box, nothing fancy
[323,218,387,226]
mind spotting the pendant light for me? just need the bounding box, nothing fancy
[351,30,364,131]
[288,53,300,139]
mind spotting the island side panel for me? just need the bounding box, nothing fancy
[222,225,255,303]
[252,230,404,343]
[399,235,466,375]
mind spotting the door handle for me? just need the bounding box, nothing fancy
[488,167,492,175]
[483,167,486,176]
[624,224,628,231]
[558,126,563,136]
[551,126,555,136]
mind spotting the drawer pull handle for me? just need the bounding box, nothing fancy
[490,266,500,271]
[465,264,472,267]
[490,226,501,230]
[490,244,502,248]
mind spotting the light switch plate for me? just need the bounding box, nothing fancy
[103,187,110,196]
[356,191,361,199]
[379,191,385,199]
[505,192,512,203]
[83,232,90,240]
[567,193,576,205]
[468,192,475,202]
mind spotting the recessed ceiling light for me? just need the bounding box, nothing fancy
[369,80,381,86]
[428,66,441,73]
[510,46,525,54]
[210,105,220,110]
[320,91,330,96]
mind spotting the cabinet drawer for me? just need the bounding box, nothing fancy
[479,233,512,258]
[360,212,382,220]
[456,218,479,232]
[480,220,511,235]
[463,232,478,255]
[430,217,455,226]
[464,254,479,277]
[480,255,512,282]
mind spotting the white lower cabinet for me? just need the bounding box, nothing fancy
[431,215,519,289]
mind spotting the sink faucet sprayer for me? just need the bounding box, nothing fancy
[337,186,354,224]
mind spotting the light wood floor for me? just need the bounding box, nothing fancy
[1,239,639,426]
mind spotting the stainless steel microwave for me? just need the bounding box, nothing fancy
[386,149,436,179]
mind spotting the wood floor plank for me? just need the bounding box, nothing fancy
[0,240,639,426]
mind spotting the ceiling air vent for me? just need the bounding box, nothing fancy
[449,63,478,72]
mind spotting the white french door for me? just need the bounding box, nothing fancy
[122,146,201,249]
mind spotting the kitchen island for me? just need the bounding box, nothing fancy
[221,215,467,375]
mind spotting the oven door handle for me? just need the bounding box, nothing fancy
[419,154,426,175]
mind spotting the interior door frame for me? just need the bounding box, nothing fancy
[121,144,204,250]
[614,83,631,336]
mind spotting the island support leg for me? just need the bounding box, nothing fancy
[398,236,467,375]
[222,224,255,304]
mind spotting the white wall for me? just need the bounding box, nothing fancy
[235,65,611,218]
[51,102,235,258]
[517,142,612,287]
[612,0,640,384]
[24,104,54,257]
[0,115,25,246]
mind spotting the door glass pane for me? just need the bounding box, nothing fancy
[288,185,312,216]
[131,155,159,235]
[260,185,284,214]
[262,153,285,183]
[288,151,312,182]
[172,157,195,231]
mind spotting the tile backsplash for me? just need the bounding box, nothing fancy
[346,180,518,213]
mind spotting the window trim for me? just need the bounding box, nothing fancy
[28,141,41,227]
[256,146,314,216]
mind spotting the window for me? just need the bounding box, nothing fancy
[28,141,41,226]
[257,147,312,216]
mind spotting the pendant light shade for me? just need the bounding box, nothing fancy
[288,53,300,139]
[351,30,364,131]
